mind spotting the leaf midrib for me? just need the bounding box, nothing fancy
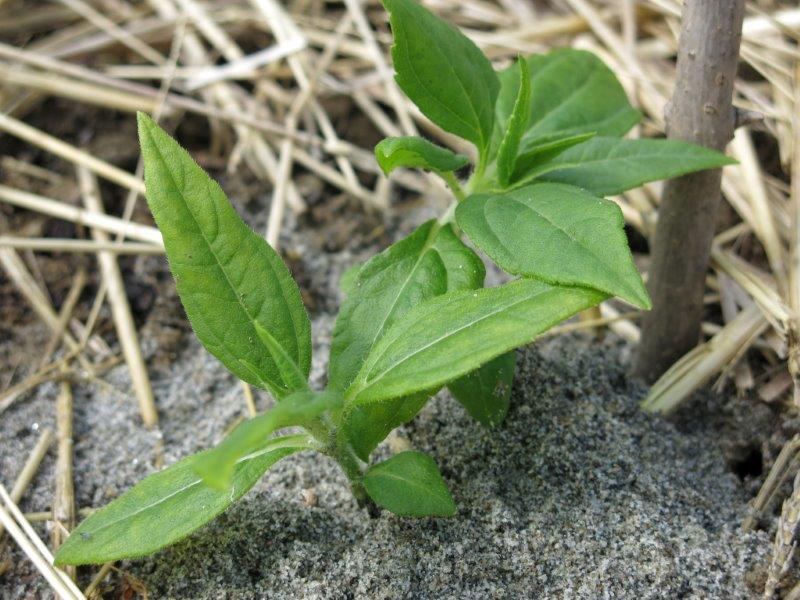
[359,285,552,395]
[75,440,307,540]
[370,471,449,503]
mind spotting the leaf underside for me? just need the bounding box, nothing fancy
[448,351,516,427]
[375,136,469,176]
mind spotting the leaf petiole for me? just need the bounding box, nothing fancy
[441,171,466,202]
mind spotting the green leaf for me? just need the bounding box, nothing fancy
[448,351,516,426]
[339,263,362,296]
[496,57,531,187]
[54,438,311,565]
[137,113,311,397]
[193,391,338,490]
[344,392,429,462]
[529,136,737,196]
[348,279,604,405]
[335,223,484,459]
[382,0,499,152]
[329,220,483,392]
[456,182,650,309]
[511,131,596,182]
[375,136,469,176]
[363,451,455,517]
[431,222,486,292]
[494,49,640,144]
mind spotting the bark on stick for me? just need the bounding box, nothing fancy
[635,0,745,383]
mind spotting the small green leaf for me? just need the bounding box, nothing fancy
[529,136,737,196]
[329,220,483,392]
[375,136,469,176]
[448,351,516,426]
[54,439,310,565]
[344,392,429,462]
[496,57,531,187]
[364,451,455,517]
[137,113,311,398]
[456,182,650,309]
[193,391,338,490]
[511,131,596,182]
[348,279,604,405]
[494,49,640,145]
[382,0,499,152]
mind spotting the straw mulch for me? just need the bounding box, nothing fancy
[0,0,798,597]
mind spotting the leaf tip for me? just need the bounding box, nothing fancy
[627,285,652,311]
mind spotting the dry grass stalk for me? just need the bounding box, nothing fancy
[77,166,158,427]
[0,237,163,255]
[6,428,53,517]
[0,248,91,368]
[765,470,800,599]
[39,268,87,370]
[83,562,114,599]
[642,304,768,414]
[0,350,82,415]
[0,113,143,194]
[0,184,162,245]
[0,64,164,114]
[0,483,85,600]
[52,367,76,581]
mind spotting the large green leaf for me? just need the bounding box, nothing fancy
[137,113,311,397]
[448,351,516,426]
[334,221,484,460]
[494,49,640,145]
[54,437,311,565]
[456,182,650,309]
[329,220,483,391]
[375,136,469,176]
[496,57,531,187]
[363,451,455,517]
[511,131,596,182]
[347,279,604,405]
[193,390,338,490]
[529,136,737,196]
[382,0,499,152]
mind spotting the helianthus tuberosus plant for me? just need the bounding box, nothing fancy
[56,0,733,566]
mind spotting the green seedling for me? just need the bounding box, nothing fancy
[55,0,734,566]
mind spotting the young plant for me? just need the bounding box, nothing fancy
[55,0,733,566]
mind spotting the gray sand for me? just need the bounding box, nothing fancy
[0,327,771,599]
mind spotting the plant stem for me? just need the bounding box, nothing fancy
[635,0,746,382]
[441,171,465,202]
